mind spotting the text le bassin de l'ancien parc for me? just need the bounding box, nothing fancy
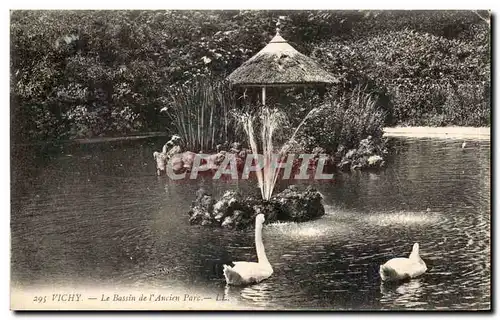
[33,293,229,304]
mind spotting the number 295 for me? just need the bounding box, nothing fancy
[33,296,47,303]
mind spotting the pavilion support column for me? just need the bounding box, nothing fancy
[262,86,266,106]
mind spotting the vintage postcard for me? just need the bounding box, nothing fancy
[10,9,491,311]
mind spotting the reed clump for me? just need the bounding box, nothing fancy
[163,78,239,152]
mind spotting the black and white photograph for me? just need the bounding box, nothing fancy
[8,7,491,311]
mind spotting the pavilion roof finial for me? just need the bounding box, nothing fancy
[276,15,287,36]
[226,13,339,87]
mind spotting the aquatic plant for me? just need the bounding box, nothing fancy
[162,78,239,152]
[297,85,387,155]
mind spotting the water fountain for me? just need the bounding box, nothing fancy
[187,105,327,229]
[188,18,337,228]
[237,105,325,201]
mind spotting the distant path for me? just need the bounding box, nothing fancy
[12,132,170,147]
[73,132,169,144]
[384,126,490,140]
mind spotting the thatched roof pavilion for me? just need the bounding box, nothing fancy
[227,30,338,105]
[228,32,338,87]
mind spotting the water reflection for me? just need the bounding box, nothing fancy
[380,279,427,309]
[10,136,490,310]
[267,221,332,240]
[362,210,444,227]
[224,282,276,308]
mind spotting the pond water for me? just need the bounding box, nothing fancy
[10,136,491,310]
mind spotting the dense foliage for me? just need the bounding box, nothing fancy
[11,10,490,144]
[313,28,490,126]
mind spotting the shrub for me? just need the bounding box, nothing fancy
[312,28,490,127]
[424,82,490,126]
[297,86,386,154]
[10,10,490,145]
[388,79,490,127]
[64,104,142,138]
[26,105,62,141]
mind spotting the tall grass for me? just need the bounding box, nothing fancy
[298,85,386,154]
[164,78,238,152]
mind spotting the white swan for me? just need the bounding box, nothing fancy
[379,243,427,282]
[223,214,273,286]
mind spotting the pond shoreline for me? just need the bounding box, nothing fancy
[72,132,169,144]
[12,126,491,147]
[383,126,490,140]
[12,131,170,147]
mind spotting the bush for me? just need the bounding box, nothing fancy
[10,10,490,145]
[389,79,490,126]
[297,86,386,154]
[26,105,62,141]
[312,28,490,127]
[64,104,142,138]
[422,82,490,126]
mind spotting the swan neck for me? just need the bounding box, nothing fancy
[410,249,420,260]
[255,222,269,265]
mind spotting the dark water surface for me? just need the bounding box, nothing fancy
[11,137,491,310]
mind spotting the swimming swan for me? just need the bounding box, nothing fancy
[223,214,273,286]
[379,243,427,282]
